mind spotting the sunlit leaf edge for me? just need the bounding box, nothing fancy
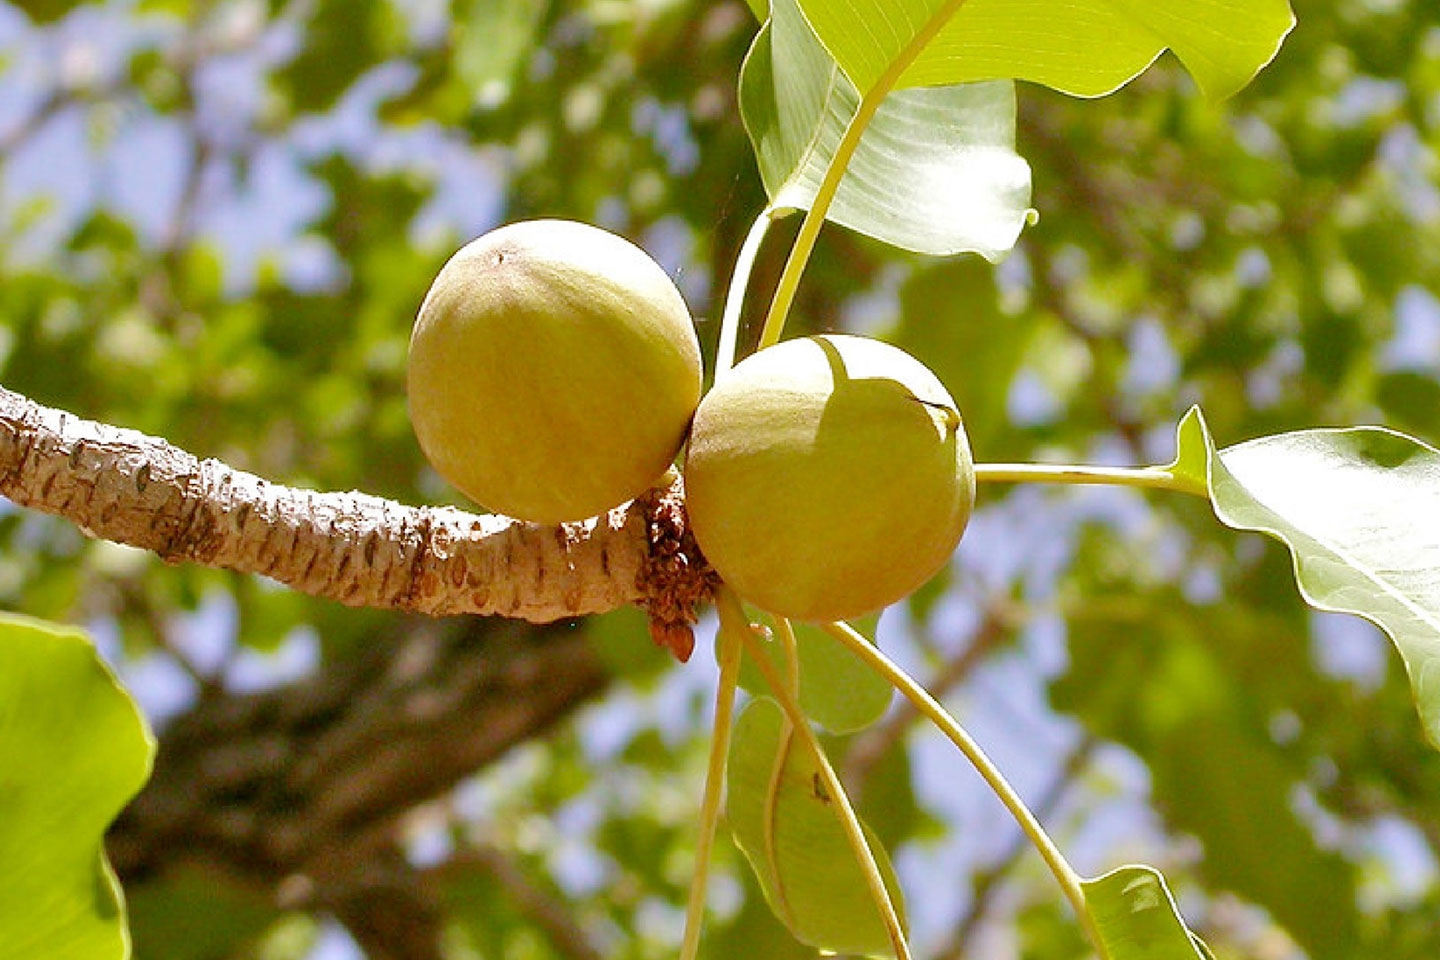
[794,0,1296,102]
[1082,864,1211,960]
[1172,408,1440,749]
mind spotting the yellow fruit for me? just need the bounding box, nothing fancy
[684,334,974,622]
[408,219,702,524]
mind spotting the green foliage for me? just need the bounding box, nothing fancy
[795,0,1295,98]
[1176,409,1440,748]
[735,613,892,733]
[13,0,87,22]
[739,0,1032,257]
[126,867,278,960]
[275,0,407,113]
[725,698,906,957]
[1053,579,1361,957]
[453,0,549,107]
[1081,866,1211,960]
[0,613,154,960]
[890,257,1036,456]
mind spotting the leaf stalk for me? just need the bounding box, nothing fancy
[974,462,1209,497]
[820,620,1108,957]
[717,208,779,376]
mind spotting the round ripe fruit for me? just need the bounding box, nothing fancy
[684,334,974,622]
[408,219,702,524]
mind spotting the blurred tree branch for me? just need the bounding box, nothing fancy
[108,615,611,960]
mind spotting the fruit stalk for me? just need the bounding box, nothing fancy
[678,623,743,960]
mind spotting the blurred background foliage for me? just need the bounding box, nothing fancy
[2,0,1439,958]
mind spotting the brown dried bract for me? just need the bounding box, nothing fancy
[635,473,719,662]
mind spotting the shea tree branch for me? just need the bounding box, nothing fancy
[0,385,713,641]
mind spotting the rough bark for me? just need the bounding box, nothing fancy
[0,385,714,645]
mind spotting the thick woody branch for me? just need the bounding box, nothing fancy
[0,385,713,640]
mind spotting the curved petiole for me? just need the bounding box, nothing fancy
[716,208,781,377]
[820,620,1108,958]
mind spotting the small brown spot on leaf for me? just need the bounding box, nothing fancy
[811,773,831,805]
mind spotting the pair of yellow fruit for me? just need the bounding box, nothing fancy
[408,220,976,624]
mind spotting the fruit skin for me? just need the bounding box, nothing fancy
[408,219,702,524]
[684,334,974,622]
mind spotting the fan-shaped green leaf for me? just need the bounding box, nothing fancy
[726,698,906,958]
[1173,408,1440,748]
[791,617,894,734]
[796,0,1295,100]
[0,612,156,960]
[1082,865,1212,960]
[739,0,1032,257]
